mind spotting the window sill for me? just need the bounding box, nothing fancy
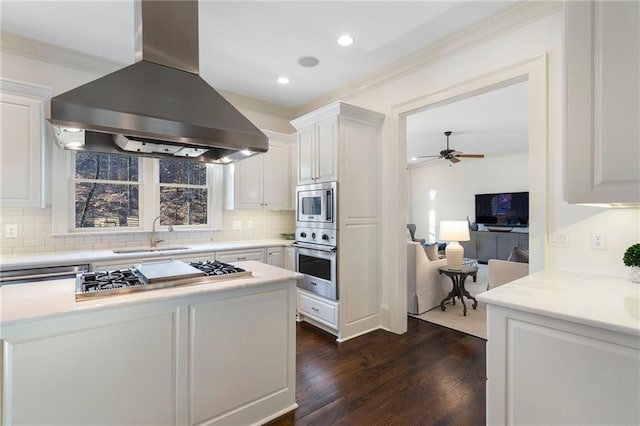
[50,227,222,237]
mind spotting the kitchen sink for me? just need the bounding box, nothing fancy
[113,246,190,254]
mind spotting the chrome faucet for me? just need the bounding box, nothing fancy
[150,215,174,247]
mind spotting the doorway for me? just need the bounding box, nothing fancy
[386,55,548,334]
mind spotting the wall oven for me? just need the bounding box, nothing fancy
[296,181,337,229]
[292,227,338,300]
[293,241,337,300]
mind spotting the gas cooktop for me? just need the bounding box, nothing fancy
[75,260,251,300]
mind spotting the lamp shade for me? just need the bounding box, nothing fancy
[438,221,470,242]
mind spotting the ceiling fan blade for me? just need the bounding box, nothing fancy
[417,155,442,158]
[448,156,461,163]
[455,154,485,158]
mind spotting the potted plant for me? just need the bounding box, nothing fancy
[623,243,640,283]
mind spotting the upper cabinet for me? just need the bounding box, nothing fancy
[564,1,640,204]
[295,115,338,185]
[227,131,295,211]
[0,79,51,208]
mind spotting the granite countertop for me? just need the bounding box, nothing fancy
[0,239,294,270]
[0,260,302,326]
[477,269,640,337]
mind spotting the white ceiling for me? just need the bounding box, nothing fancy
[406,80,529,165]
[1,1,527,160]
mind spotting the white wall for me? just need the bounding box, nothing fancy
[316,8,639,331]
[408,150,529,242]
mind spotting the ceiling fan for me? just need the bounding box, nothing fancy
[418,131,485,164]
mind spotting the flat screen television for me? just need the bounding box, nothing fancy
[475,191,529,227]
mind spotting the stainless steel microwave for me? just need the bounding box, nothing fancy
[296,181,337,229]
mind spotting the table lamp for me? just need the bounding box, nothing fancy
[439,220,470,270]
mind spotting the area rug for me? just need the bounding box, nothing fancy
[411,265,488,340]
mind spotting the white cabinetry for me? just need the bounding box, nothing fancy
[284,247,295,271]
[265,246,284,268]
[0,79,51,208]
[291,102,385,341]
[230,132,295,211]
[564,1,640,204]
[295,115,338,185]
[215,248,265,263]
[485,305,639,425]
[297,288,338,329]
[0,275,297,425]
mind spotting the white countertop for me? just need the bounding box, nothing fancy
[0,260,302,326]
[477,269,640,337]
[0,239,293,270]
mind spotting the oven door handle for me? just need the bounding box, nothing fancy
[291,242,337,253]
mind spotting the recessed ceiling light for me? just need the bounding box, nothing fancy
[298,56,319,68]
[337,34,354,47]
[411,157,417,162]
[277,76,290,85]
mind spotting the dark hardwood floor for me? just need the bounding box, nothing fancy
[267,317,486,425]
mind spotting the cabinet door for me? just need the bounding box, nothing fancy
[262,142,289,210]
[564,1,640,203]
[3,310,177,424]
[315,116,339,183]
[297,125,315,184]
[266,247,284,268]
[461,233,477,260]
[234,153,264,209]
[284,247,295,271]
[0,91,46,208]
[475,232,497,262]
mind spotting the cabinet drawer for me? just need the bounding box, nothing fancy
[215,249,265,263]
[298,291,338,328]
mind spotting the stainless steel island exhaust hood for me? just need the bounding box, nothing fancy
[49,0,267,164]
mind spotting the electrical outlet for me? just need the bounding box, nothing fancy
[232,220,242,230]
[590,232,606,250]
[5,224,18,239]
[247,220,253,230]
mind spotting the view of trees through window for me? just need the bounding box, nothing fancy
[75,152,139,228]
[159,159,208,226]
[74,154,209,229]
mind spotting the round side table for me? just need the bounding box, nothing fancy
[438,265,479,316]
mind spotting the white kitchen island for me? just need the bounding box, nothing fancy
[477,270,640,425]
[0,261,300,426]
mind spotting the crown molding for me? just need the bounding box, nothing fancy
[290,100,385,130]
[0,31,125,76]
[294,1,562,117]
[218,89,295,120]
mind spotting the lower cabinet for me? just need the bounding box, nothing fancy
[284,247,295,271]
[297,288,339,330]
[461,231,529,263]
[0,280,297,425]
[486,305,639,425]
[265,247,284,268]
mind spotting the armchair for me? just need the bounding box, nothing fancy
[487,259,529,290]
[407,241,448,314]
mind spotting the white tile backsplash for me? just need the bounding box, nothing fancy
[0,207,295,256]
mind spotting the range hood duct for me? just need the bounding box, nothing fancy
[49,0,267,164]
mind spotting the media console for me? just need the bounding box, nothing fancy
[460,230,528,263]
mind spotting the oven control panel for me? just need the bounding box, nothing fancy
[296,227,337,246]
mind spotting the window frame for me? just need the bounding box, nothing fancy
[51,148,223,235]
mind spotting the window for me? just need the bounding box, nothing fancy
[74,152,140,228]
[64,151,218,232]
[158,159,208,226]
